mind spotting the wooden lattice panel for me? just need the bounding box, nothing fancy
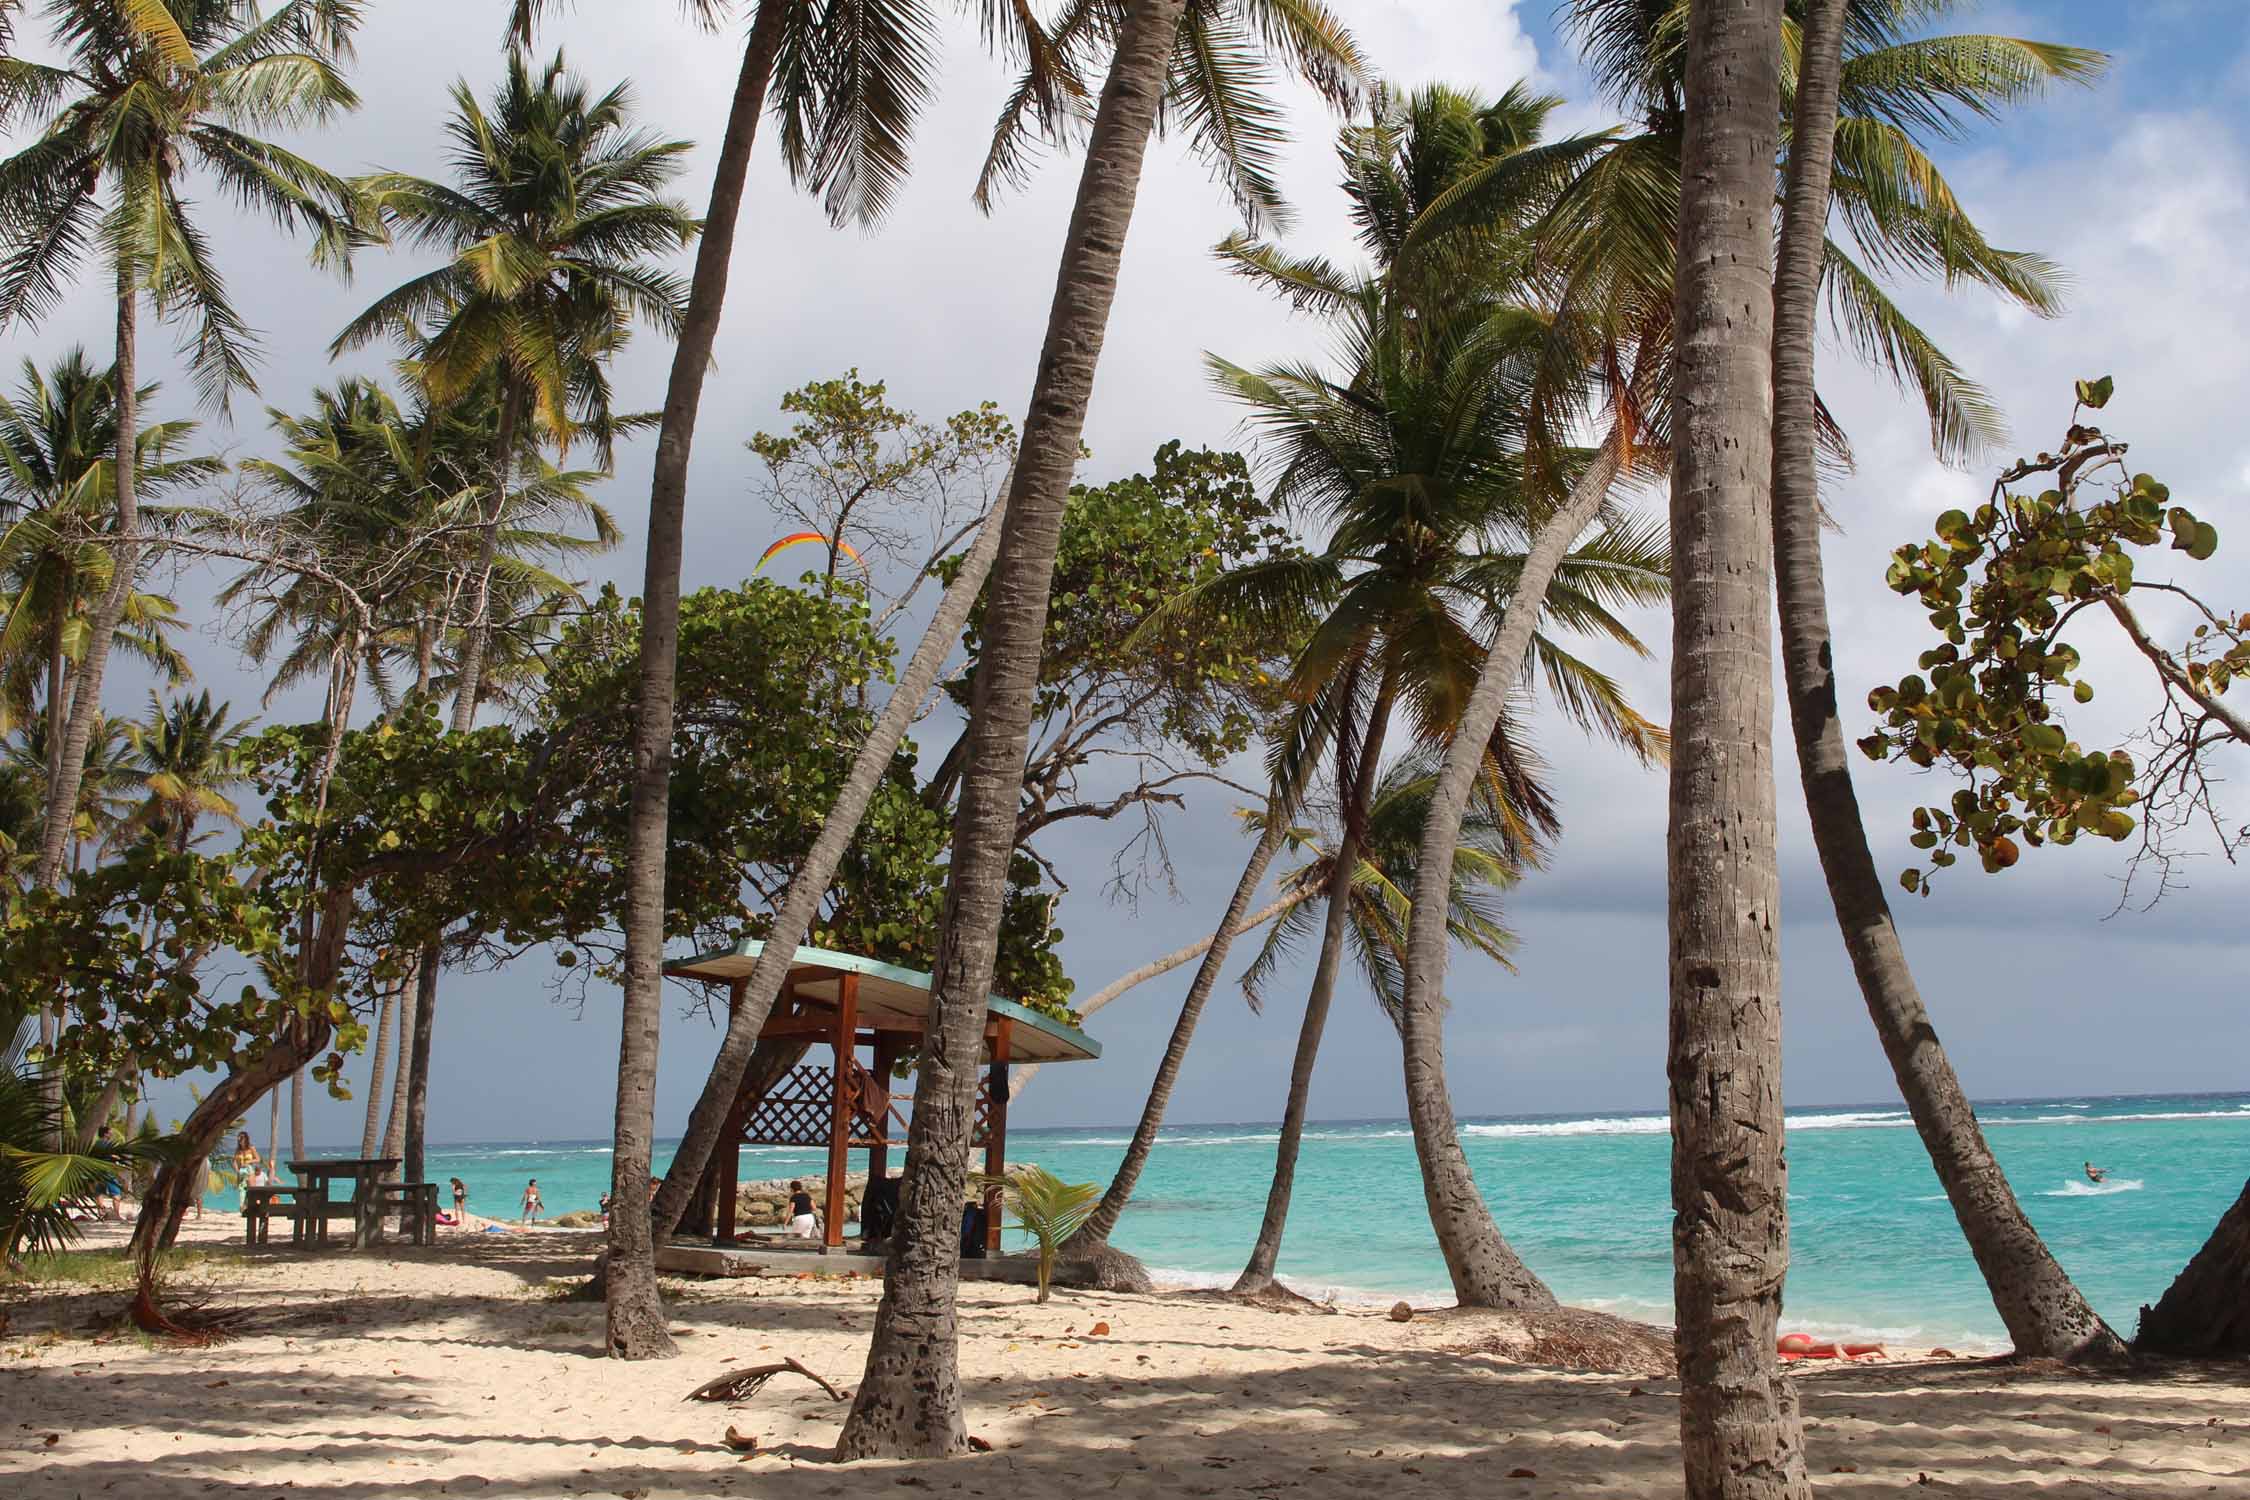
[741,1058,914,1149]
[972,1079,992,1149]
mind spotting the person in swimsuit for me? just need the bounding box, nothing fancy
[786,1181,819,1239]
[450,1177,468,1222]
[520,1178,544,1222]
[231,1132,261,1211]
[2084,1161,2108,1184]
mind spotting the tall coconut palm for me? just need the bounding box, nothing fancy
[834,0,1365,1458]
[1661,1,1806,1491]
[1231,750,1544,1295]
[121,689,246,853]
[1558,0,2122,1361]
[0,0,366,904]
[1204,82,1671,1309]
[498,0,1086,1356]
[1067,278,1669,1289]
[1390,1,2115,1339]
[0,351,213,788]
[333,48,696,735]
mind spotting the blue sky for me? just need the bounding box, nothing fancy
[10,2,2245,1144]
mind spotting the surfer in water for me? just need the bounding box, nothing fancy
[2084,1161,2109,1184]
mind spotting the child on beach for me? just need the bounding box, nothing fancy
[520,1179,544,1222]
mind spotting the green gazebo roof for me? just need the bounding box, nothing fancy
[664,939,1100,1064]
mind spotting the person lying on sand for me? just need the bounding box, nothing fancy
[2085,1161,2108,1184]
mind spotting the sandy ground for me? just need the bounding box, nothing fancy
[4,1217,2247,1498]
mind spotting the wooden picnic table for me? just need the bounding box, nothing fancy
[286,1157,400,1250]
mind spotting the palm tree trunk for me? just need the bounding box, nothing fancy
[1069,724,1330,1258]
[835,0,1192,1459]
[1007,884,1316,1102]
[448,383,524,734]
[2136,1178,2250,1356]
[1666,3,1808,1493]
[381,961,416,1162]
[1231,883,1349,1296]
[1765,0,2123,1366]
[647,481,1011,1237]
[1232,671,1399,1296]
[1394,437,1628,1312]
[36,268,135,895]
[602,0,791,1361]
[289,1067,306,1163]
[265,1079,281,1182]
[402,941,440,1187]
[33,269,142,1147]
[360,978,399,1158]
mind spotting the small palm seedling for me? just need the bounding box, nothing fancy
[976,1165,1101,1304]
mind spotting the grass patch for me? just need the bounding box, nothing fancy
[4,1246,217,1290]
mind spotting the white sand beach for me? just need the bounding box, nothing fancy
[4,1218,2245,1498]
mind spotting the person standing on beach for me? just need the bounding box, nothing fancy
[451,1177,468,1220]
[231,1132,261,1211]
[521,1178,543,1222]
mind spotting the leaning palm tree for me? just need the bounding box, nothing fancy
[1383,4,2117,1345]
[835,0,1366,1457]
[1066,277,1670,1298]
[1552,0,2123,1362]
[333,48,697,734]
[1230,752,1542,1296]
[498,0,1088,1359]
[0,0,366,904]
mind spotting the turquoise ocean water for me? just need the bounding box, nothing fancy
[247,1091,2248,1351]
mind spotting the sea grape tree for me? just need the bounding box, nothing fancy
[1861,382,2246,900]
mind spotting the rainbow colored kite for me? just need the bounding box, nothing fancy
[755,531,863,573]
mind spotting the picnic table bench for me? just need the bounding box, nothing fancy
[240,1160,440,1249]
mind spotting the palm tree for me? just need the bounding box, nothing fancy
[1186,83,1669,1309]
[834,0,1365,1458]
[0,350,214,783]
[5,711,144,868]
[498,0,1086,1357]
[1549,0,2121,1362]
[1231,751,1542,1295]
[0,0,365,904]
[1659,1,1806,1491]
[333,48,696,734]
[1066,276,1669,1292]
[1390,1,2118,1345]
[2,1013,162,1263]
[978,1165,1101,1304]
[121,690,247,854]
[58,687,250,1143]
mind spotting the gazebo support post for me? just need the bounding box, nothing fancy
[821,972,860,1251]
[714,978,749,1245]
[867,1033,897,1186]
[984,1019,1012,1255]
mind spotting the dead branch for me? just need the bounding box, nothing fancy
[685,1355,847,1404]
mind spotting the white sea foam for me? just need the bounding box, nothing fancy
[2040,1178,2145,1197]
[1460,1109,1909,1140]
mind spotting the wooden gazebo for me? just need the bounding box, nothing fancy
[662,941,1100,1253]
